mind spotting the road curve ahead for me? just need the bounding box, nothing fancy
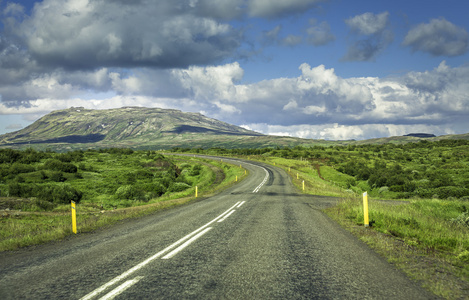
[0,157,437,299]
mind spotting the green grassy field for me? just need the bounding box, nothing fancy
[2,143,469,298]
[250,155,469,300]
[184,141,469,299]
[0,149,246,251]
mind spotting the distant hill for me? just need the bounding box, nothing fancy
[0,107,468,151]
[0,107,333,150]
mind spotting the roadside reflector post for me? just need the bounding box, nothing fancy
[297,173,299,179]
[195,186,198,198]
[363,192,369,227]
[71,201,77,234]
[302,180,305,191]
[289,167,291,172]
[236,176,238,182]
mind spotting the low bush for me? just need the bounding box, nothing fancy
[167,182,191,193]
[115,185,145,200]
[36,184,83,204]
[43,159,78,173]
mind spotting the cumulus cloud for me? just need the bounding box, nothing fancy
[403,18,469,56]
[1,1,468,140]
[241,123,455,140]
[3,61,469,140]
[343,12,393,61]
[15,0,240,70]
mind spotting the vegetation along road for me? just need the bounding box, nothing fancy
[0,156,437,299]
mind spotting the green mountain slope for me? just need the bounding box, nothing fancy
[0,107,329,150]
[1,107,468,150]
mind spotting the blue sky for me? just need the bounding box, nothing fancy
[1,0,468,140]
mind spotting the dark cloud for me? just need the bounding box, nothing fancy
[248,0,326,18]
[16,1,241,70]
[342,34,391,62]
[403,18,468,57]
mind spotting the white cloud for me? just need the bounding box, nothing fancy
[243,123,456,140]
[171,62,244,101]
[282,35,303,46]
[403,18,469,57]
[3,60,468,141]
[306,20,335,46]
[345,12,389,35]
[343,11,393,61]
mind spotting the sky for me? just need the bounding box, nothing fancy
[0,0,468,140]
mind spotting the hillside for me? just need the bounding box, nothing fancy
[1,107,468,150]
[0,107,332,150]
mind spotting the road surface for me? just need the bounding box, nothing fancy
[0,157,437,299]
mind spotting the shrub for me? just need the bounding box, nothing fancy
[49,171,66,182]
[140,182,166,197]
[115,185,145,200]
[0,149,21,163]
[9,163,36,175]
[168,182,191,193]
[36,184,83,204]
[7,182,40,198]
[435,186,469,199]
[189,165,202,176]
[43,159,77,173]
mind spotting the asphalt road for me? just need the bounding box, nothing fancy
[0,157,438,299]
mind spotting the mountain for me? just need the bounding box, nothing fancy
[0,107,332,150]
[1,107,468,151]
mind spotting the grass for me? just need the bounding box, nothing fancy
[0,156,246,251]
[325,197,469,299]
[261,155,469,299]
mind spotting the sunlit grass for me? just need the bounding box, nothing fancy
[0,156,246,251]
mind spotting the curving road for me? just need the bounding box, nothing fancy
[0,157,437,299]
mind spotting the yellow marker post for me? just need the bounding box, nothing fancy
[289,167,291,172]
[195,186,198,198]
[71,201,77,234]
[297,173,299,179]
[363,192,369,227]
[302,180,305,191]
[236,176,238,182]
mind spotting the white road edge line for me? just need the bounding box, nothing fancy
[237,201,245,208]
[80,201,241,300]
[217,210,236,223]
[162,227,213,259]
[253,167,269,193]
[99,276,144,300]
